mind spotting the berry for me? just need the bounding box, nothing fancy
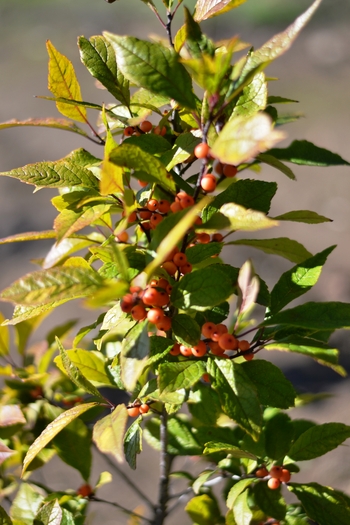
[201,322,216,338]
[211,324,228,342]
[147,307,165,324]
[157,278,169,290]
[142,287,159,305]
[202,373,211,383]
[121,294,135,313]
[157,199,171,214]
[176,192,195,209]
[238,340,250,352]
[156,316,172,332]
[255,467,269,478]
[223,164,238,178]
[200,174,217,192]
[127,406,140,417]
[270,466,283,479]
[267,478,281,490]
[131,304,147,321]
[214,162,224,175]
[138,179,148,187]
[139,403,150,414]
[123,126,135,137]
[126,211,137,223]
[117,231,129,243]
[179,345,192,357]
[196,233,211,244]
[194,142,210,159]
[280,469,291,483]
[170,343,181,356]
[164,246,179,262]
[179,263,192,275]
[154,125,166,136]
[170,201,183,213]
[218,333,239,351]
[147,199,158,211]
[212,233,223,242]
[191,340,207,357]
[77,484,94,498]
[139,120,153,133]
[208,341,225,356]
[139,210,152,220]
[162,261,178,276]
[173,252,187,267]
[243,352,254,361]
[150,213,163,228]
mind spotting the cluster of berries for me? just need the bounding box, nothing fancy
[256,465,292,490]
[127,401,150,417]
[194,142,238,193]
[123,120,166,137]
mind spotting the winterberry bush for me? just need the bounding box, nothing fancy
[0,0,350,523]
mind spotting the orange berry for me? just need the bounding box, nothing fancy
[162,261,178,276]
[130,285,142,295]
[131,304,147,321]
[139,120,153,133]
[173,252,187,267]
[194,143,210,159]
[150,213,163,228]
[212,233,223,242]
[201,322,216,338]
[147,307,165,324]
[77,484,94,498]
[255,467,269,478]
[121,294,135,313]
[141,221,151,230]
[127,211,137,223]
[214,162,224,175]
[157,199,171,214]
[170,201,183,213]
[202,373,211,383]
[123,126,135,137]
[138,179,148,187]
[208,341,225,356]
[238,340,250,352]
[243,352,254,361]
[179,263,192,275]
[280,469,291,483]
[166,283,173,294]
[142,287,159,306]
[117,231,129,243]
[200,174,217,192]
[139,403,150,414]
[179,345,192,357]
[164,246,179,262]
[270,466,283,479]
[218,333,239,351]
[211,324,228,342]
[154,125,166,136]
[170,343,181,356]
[147,199,158,211]
[154,290,170,307]
[223,164,238,178]
[176,192,195,209]
[127,406,140,417]
[196,233,211,244]
[157,278,169,290]
[156,316,172,332]
[139,210,152,220]
[267,478,281,490]
[194,216,202,225]
[191,340,207,357]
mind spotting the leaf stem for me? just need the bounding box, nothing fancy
[91,496,153,523]
[166,12,175,49]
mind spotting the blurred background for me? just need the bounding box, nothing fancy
[1,0,350,521]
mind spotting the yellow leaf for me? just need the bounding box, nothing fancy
[46,40,87,123]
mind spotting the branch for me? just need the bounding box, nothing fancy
[153,406,173,525]
[91,496,152,523]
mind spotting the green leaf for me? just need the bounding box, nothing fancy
[265,412,293,459]
[55,348,112,386]
[257,153,296,180]
[0,313,9,356]
[241,360,296,409]
[130,87,170,109]
[144,416,202,455]
[264,302,350,330]
[270,246,336,314]
[203,179,277,222]
[218,202,279,232]
[211,113,285,166]
[0,230,56,245]
[78,35,130,106]
[203,442,257,459]
[227,478,256,509]
[104,34,197,109]
[287,423,350,461]
[0,506,12,525]
[171,265,234,311]
[0,117,89,139]
[273,209,332,224]
[126,134,172,156]
[233,72,267,118]
[289,483,350,525]
[188,383,222,426]
[253,482,287,521]
[0,159,99,190]
[159,361,205,395]
[268,139,350,167]
[11,484,44,525]
[121,320,150,391]
[207,358,262,440]
[233,491,254,525]
[54,204,112,242]
[161,132,201,171]
[109,143,175,192]
[22,402,98,476]
[124,417,142,470]
[93,404,128,463]
[34,500,62,525]
[55,340,106,399]
[264,339,345,376]
[228,238,312,264]
[46,40,87,123]
[185,494,221,525]
[194,0,248,21]
[186,242,223,264]
[0,266,104,306]
[172,314,201,346]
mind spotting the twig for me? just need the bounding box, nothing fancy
[91,496,152,523]
[153,406,172,525]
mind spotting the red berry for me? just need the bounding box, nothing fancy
[173,252,187,267]
[191,340,207,357]
[117,231,129,243]
[218,333,239,351]
[200,174,217,192]
[179,262,192,275]
[196,233,211,244]
[208,341,225,356]
[123,126,135,137]
[280,469,291,483]
[176,192,195,209]
[142,287,159,306]
[201,322,216,338]
[162,261,178,276]
[211,324,228,342]
[77,484,94,498]
[131,304,147,321]
[139,403,150,414]
[147,199,159,211]
[212,233,223,242]
[170,201,183,213]
[179,345,192,357]
[147,307,165,324]
[238,340,250,352]
[139,120,153,133]
[270,466,283,479]
[154,125,166,136]
[127,406,140,417]
[170,343,181,356]
[155,316,172,332]
[150,213,163,228]
[255,467,269,478]
[139,210,152,220]
[194,143,210,159]
[267,478,281,490]
[138,179,148,187]
[223,164,238,178]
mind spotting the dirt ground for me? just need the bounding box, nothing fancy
[1,1,350,522]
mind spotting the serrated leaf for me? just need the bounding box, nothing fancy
[203,179,277,222]
[0,159,99,190]
[124,417,142,470]
[270,246,336,314]
[144,416,202,455]
[22,402,98,476]
[121,320,150,390]
[159,361,205,395]
[288,423,350,461]
[186,242,223,264]
[2,300,70,326]
[46,40,87,122]
[0,266,104,307]
[54,204,112,242]
[203,442,257,459]
[185,494,221,525]
[226,478,256,509]
[104,34,196,109]
[264,302,350,330]
[253,482,287,521]
[207,358,262,440]
[257,153,296,180]
[11,484,44,525]
[273,209,332,224]
[171,265,234,311]
[55,348,112,386]
[289,483,350,525]
[194,0,247,21]
[109,143,175,192]
[93,404,128,463]
[43,237,96,269]
[265,412,293,459]
[268,139,350,166]
[229,238,312,264]
[34,500,62,525]
[78,35,129,106]
[211,113,285,166]
[233,72,267,118]
[241,360,296,409]
[172,314,201,346]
